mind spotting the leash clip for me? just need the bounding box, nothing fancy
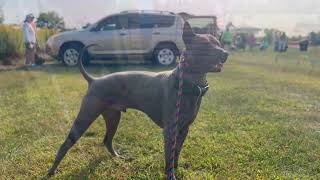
[197,85,210,96]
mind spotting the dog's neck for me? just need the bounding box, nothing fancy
[173,51,209,86]
[173,67,208,87]
[184,71,208,86]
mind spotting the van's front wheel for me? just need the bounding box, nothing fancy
[61,44,90,67]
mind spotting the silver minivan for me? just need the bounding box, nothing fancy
[46,10,185,66]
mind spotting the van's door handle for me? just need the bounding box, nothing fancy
[153,32,160,35]
[120,33,127,36]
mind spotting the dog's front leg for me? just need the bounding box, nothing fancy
[163,127,175,179]
[162,88,179,179]
[174,127,189,169]
[163,112,178,179]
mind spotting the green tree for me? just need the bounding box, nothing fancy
[37,11,65,29]
[0,8,4,24]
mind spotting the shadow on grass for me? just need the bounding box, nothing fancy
[41,155,110,180]
[60,155,109,179]
[1,60,175,75]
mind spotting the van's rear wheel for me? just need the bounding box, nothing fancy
[153,44,178,66]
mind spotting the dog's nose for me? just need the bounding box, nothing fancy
[221,51,229,63]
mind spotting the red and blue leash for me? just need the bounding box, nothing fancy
[168,58,187,180]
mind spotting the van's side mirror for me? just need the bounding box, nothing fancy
[82,23,92,29]
[90,26,99,32]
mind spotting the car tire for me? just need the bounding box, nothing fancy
[61,44,90,67]
[153,44,178,66]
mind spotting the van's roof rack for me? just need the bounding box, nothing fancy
[121,10,175,15]
[178,12,217,20]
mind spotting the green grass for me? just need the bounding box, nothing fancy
[0,48,320,179]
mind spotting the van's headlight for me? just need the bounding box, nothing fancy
[46,35,59,55]
[46,35,57,47]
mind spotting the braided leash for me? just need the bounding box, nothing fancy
[168,57,187,180]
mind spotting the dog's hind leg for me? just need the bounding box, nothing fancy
[102,109,121,157]
[48,95,104,176]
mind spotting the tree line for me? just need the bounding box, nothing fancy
[0,8,65,30]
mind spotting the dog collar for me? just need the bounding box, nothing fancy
[175,78,209,97]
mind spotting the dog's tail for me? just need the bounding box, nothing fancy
[79,44,97,84]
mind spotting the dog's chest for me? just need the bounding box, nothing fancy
[178,95,202,127]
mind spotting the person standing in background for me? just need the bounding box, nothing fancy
[247,33,256,50]
[235,33,247,51]
[260,35,269,51]
[23,14,37,67]
[222,28,233,51]
[279,32,288,52]
[273,31,280,52]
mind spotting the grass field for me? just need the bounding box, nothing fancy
[0,48,320,179]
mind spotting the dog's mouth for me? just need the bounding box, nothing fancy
[210,53,228,72]
[216,62,224,69]
[210,62,224,72]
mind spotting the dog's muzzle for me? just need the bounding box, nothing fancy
[220,51,229,63]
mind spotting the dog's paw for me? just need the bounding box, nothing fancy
[113,151,120,157]
[112,154,126,160]
[47,169,56,177]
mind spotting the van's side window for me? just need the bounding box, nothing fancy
[140,14,175,29]
[96,16,119,31]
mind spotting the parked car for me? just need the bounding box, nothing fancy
[46,10,219,67]
[46,10,185,66]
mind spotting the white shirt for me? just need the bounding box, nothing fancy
[23,22,36,43]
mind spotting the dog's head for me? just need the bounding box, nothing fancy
[182,22,228,73]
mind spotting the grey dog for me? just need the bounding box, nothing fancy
[48,22,228,177]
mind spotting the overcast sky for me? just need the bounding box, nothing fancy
[1,0,319,35]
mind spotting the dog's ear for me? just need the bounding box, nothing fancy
[183,21,195,44]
